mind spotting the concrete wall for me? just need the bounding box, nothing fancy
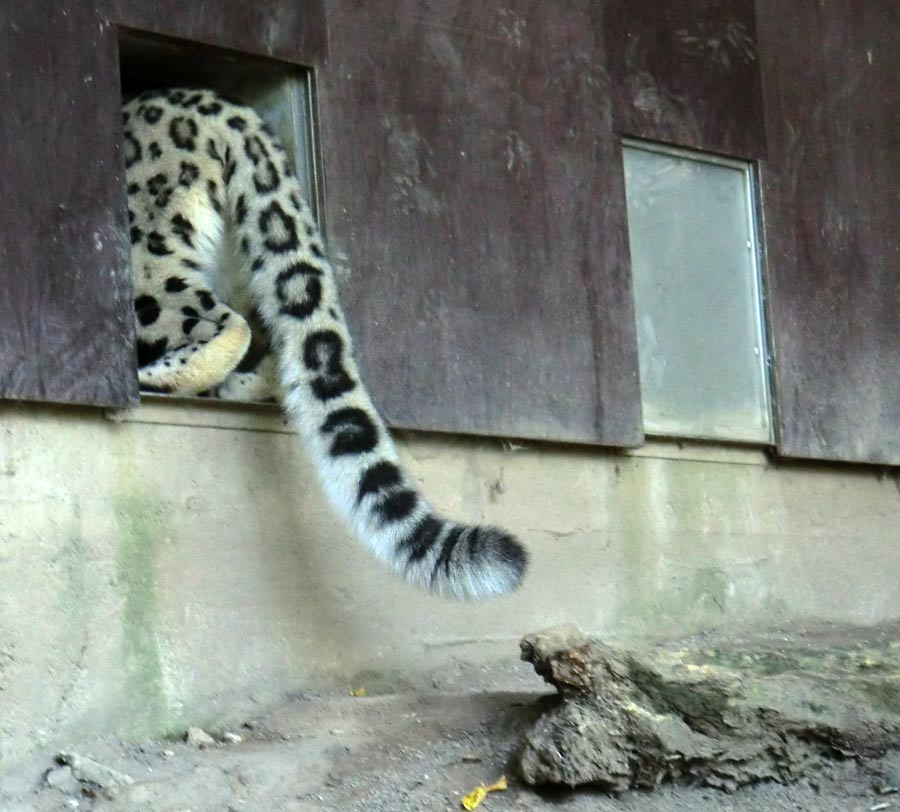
[2,400,899,780]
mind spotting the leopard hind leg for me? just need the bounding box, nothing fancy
[133,256,252,396]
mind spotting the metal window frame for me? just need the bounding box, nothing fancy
[622,137,774,444]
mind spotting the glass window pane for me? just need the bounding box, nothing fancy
[622,140,772,443]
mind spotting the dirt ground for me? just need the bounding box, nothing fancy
[4,623,900,812]
[3,684,899,812]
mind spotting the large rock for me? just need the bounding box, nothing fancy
[517,623,900,792]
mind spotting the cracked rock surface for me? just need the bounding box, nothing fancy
[517,623,900,792]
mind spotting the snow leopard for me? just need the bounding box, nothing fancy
[123,87,527,599]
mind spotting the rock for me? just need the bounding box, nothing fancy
[57,753,134,789]
[516,624,900,793]
[185,727,216,748]
[45,766,80,795]
[221,731,243,744]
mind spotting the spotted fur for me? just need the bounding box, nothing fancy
[124,88,527,599]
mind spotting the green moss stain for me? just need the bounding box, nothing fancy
[614,460,754,636]
[615,459,667,631]
[112,491,169,734]
[688,565,730,617]
[60,501,87,622]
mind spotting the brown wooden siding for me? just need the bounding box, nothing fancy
[318,0,643,445]
[605,0,766,159]
[757,0,900,464]
[0,2,136,406]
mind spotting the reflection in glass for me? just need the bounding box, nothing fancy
[622,140,772,442]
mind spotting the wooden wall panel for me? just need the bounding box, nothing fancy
[0,2,136,406]
[318,1,643,445]
[2,0,643,442]
[605,0,766,159]
[105,0,327,65]
[758,0,900,464]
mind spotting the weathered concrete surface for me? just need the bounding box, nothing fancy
[3,399,900,785]
[518,624,900,791]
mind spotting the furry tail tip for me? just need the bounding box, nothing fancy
[397,519,528,600]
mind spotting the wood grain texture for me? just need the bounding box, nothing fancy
[318,0,643,445]
[105,0,327,65]
[0,2,136,406]
[758,0,900,464]
[605,0,766,159]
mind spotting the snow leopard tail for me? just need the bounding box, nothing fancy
[220,101,527,599]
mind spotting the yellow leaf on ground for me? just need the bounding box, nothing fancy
[461,775,508,810]
[461,785,487,810]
